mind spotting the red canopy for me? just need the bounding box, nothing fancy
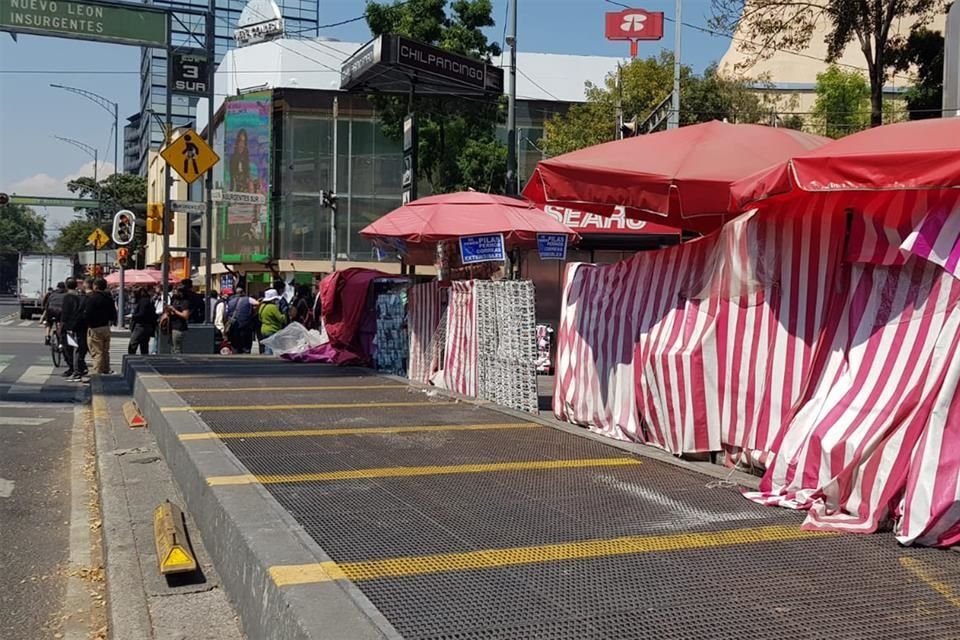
[730,118,960,209]
[105,269,163,287]
[522,120,829,234]
[360,191,579,247]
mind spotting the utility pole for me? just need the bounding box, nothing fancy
[668,0,682,129]
[331,96,339,272]
[616,63,623,139]
[204,0,215,322]
[50,84,119,176]
[505,0,518,195]
[53,135,99,270]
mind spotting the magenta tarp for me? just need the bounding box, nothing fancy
[554,189,960,546]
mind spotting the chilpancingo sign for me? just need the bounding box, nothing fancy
[0,0,168,46]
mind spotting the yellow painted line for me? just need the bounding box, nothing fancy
[155,384,406,393]
[162,401,456,413]
[900,557,960,608]
[270,524,830,587]
[207,457,640,486]
[179,422,537,441]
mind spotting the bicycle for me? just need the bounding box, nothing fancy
[50,325,63,368]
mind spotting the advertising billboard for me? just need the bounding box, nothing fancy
[218,91,272,263]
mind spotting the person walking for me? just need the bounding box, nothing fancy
[288,284,315,329]
[128,287,157,355]
[59,278,85,380]
[257,288,286,355]
[224,287,258,354]
[163,287,191,354]
[85,277,117,375]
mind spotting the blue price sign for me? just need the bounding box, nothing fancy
[537,233,568,260]
[459,234,505,264]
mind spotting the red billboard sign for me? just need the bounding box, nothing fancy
[544,205,678,236]
[604,9,665,57]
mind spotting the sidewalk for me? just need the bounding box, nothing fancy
[112,356,960,640]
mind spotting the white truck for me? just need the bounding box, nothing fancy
[18,253,75,320]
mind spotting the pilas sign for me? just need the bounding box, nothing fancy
[234,0,284,47]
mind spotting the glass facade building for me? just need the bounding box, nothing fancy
[210,88,570,265]
[136,0,319,175]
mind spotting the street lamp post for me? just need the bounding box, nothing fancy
[50,84,119,177]
[53,135,100,268]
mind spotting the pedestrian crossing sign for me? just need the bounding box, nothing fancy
[87,227,110,250]
[160,128,219,184]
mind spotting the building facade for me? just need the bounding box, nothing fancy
[122,113,142,174]
[136,0,319,176]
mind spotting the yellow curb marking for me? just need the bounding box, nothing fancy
[207,457,640,486]
[270,524,831,587]
[179,422,538,441]
[900,557,960,608]
[156,384,406,393]
[162,401,456,413]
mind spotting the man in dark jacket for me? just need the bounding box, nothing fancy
[128,287,157,355]
[180,278,206,323]
[224,287,257,354]
[60,278,88,380]
[85,277,117,374]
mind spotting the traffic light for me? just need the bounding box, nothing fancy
[321,190,337,211]
[112,209,136,245]
[146,203,163,234]
[117,247,129,266]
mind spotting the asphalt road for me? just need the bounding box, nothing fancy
[0,319,102,638]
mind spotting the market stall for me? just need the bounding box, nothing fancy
[549,117,960,547]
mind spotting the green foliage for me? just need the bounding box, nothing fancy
[0,204,47,254]
[711,0,949,127]
[541,54,764,157]
[812,65,870,138]
[365,0,505,193]
[52,219,97,255]
[890,28,945,119]
[65,173,147,258]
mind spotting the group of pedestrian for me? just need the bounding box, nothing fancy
[51,276,118,383]
[210,278,320,355]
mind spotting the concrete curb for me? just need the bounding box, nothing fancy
[91,376,154,639]
[388,374,763,491]
[123,359,401,640]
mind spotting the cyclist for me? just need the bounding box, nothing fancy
[42,282,66,346]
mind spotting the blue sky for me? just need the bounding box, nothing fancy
[0,0,730,231]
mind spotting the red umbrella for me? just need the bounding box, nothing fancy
[360,191,580,246]
[522,120,829,234]
[730,118,960,209]
[105,269,163,288]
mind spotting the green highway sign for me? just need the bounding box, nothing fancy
[9,195,101,208]
[0,0,168,47]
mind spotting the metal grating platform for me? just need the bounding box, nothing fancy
[151,360,960,639]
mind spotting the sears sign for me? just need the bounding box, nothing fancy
[544,205,676,235]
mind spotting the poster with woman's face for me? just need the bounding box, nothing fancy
[219,91,272,264]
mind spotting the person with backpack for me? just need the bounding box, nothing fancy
[288,284,315,329]
[43,282,66,346]
[257,288,286,355]
[128,286,157,355]
[224,287,258,354]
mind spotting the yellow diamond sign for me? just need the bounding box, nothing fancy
[87,227,109,250]
[160,128,219,184]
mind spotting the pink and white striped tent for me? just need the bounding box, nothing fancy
[552,118,960,547]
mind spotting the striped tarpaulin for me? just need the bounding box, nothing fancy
[443,281,478,397]
[554,189,960,546]
[407,281,443,384]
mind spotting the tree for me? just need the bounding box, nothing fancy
[365,0,505,193]
[52,219,97,255]
[541,54,764,157]
[812,64,871,137]
[711,0,948,127]
[890,27,944,119]
[65,173,148,259]
[0,204,47,254]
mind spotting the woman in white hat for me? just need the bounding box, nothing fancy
[257,288,286,354]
